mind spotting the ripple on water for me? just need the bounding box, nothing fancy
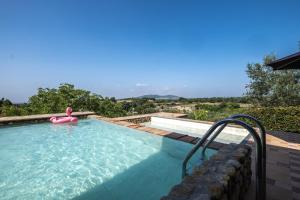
[0,119,216,200]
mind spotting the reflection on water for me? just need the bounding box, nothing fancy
[50,122,78,134]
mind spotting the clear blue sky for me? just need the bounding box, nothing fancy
[1,0,300,102]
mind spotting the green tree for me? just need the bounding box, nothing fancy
[28,88,65,114]
[28,83,129,117]
[246,55,300,106]
[0,98,12,107]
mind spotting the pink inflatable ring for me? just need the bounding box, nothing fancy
[50,107,78,124]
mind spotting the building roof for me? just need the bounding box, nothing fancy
[267,52,300,70]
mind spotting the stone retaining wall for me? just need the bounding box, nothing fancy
[123,116,151,124]
[161,144,252,200]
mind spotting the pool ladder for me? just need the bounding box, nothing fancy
[182,114,266,200]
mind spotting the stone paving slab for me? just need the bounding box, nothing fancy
[245,131,300,200]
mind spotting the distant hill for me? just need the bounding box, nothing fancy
[137,95,181,100]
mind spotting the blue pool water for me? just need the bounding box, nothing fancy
[0,119,216,200]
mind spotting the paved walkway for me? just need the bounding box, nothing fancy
[245,131,300,200]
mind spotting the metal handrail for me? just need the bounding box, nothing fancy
[181,118,264,200]
[201,123,228,159]
[200,114,266,200]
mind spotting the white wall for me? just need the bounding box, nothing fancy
[151,117,248,136]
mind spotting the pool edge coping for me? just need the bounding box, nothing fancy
[0,112,95,125]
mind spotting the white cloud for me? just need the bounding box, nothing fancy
[136,83,149,87]
[162,86,170,91]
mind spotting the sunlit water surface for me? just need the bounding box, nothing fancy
[0,119,215,200]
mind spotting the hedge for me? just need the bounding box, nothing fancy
[245,106,300,133]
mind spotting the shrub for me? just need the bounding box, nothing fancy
[192,110,209,120]
[0,98,12,107]
[226,102,240,109]
[161,108,181,113]
[195,104,220,111]
[245,106,300,133]
[195,102,240,112]
[0,105,29,117]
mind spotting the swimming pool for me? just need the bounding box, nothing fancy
[0,119,215,200]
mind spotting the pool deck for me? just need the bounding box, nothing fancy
[245,131,300,200]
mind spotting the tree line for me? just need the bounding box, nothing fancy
[0,84,157,117]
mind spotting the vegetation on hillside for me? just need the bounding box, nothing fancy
[190,102,244,121]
